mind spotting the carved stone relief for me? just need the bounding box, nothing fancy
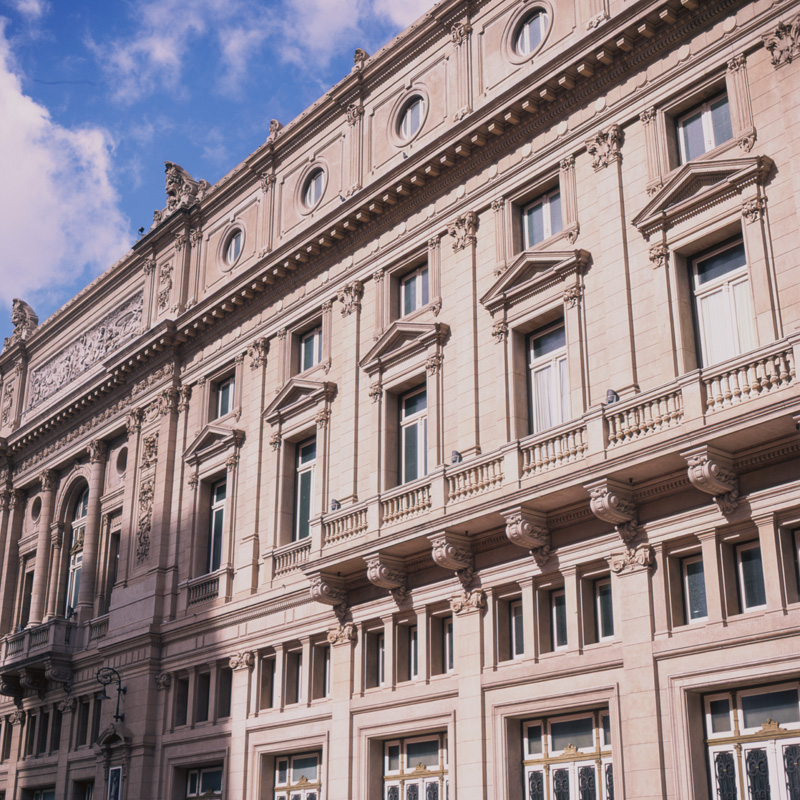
[586,478,639,544]
[586,124,623,170]
[763,14,800,68]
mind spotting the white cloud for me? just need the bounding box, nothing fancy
[217,25,267,95]
[10,0,48,20]
[0,21,130,311]
[371,0,435,29]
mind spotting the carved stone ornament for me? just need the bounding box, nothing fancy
[763,14,800,68]
[158,263,173,311]
[187,472,199,490]
[229,651,255,671]
[0,675,22,703]
[178,384,192,412]
[742,197,766,224]
[10,709,25,725]
[20,668,47,699]
[3,298,38,349]
[365,553,407,602]
[430,530,475,590]
[353,47,369,71]
[39,468,56,492]
[425,354,443,375]
[45,662,74,693]
[346,102,364,126]
[158,387,179,417]
[448,211,478,252]
[502,508,552,566]
[155,673,172,690]
[225,453,239,472]
[268,119,283,138]
[450,588,485,614]
[309,572,348,608]
[608,544,654,574]
[640,107,657,126]
[327,622,356,645]
[649,243,669,268]
[491,321,508,343]
[682,445,739,514]
[563,284,582,308]
[141,433,159,470]
[87,439,107,464]
[451,21,472,45]
[27,291,144,410]
[586,10,610,29]
[369,382,382,403]
[58,696,77,713]
[269,432,282,451]
[586,124,623,170]
[560,155,575,172]
[586,478,639,544]
[248,337,269,370]
[163,161,208,213]
[315,408,331,428]
[338,281,364,316]
[126,408,143,436]
[136,477,155,563]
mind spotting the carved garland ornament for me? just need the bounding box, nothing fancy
[229,651,255,671]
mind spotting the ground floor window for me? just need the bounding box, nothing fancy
[186,766,222,798]
[523,710,613,800]
[705,682,800,800]
[384,733,448,800]
[274,752,321,800]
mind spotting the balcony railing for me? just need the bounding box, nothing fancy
[447,453,504,503]
[88,616,109,643]
[274,540,312,578]
[520,423,588,477]
[606,388,683,447]
[381,482,433,526]
[1,618,79,665]
[324,505,369,546]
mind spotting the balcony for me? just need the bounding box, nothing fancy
[1,618,80,667]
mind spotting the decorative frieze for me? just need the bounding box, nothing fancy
[586,124,623,170]
[608,544,654,573]
[682,445,739,514]
[585,478,638,544]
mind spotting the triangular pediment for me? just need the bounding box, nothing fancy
[481,249,590,315]
[264,377,336,425]
[360,321,449,375]
[184,423,244,464]
[633,155,773,236]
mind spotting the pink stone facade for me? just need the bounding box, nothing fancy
[0,0,799,798]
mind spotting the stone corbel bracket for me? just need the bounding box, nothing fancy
[502,507,552,567]
[585,478,639,545]
[429,530,475,590]
[19,668,47,700]
[308,571,349,623]
[45,660,74,694]
[365,552,409,604]
[0,674,22,706]
[682,445,739,515]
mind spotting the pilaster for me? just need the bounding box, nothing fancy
[29,470,56,626]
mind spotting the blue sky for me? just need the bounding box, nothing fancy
[0,0,433,343]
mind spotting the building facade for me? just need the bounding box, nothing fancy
[0,0,799,797]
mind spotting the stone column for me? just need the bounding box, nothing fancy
[28,470,56,626]
[608,545,664,800]
[327,623,356,800]
[0,487,22,634]
[754,512,785,612]
[76,440,107,621]
[223,651,255,799]
[44,523,64,620]
[698,530,726,626]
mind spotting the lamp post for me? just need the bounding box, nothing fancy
[95,666,126,722]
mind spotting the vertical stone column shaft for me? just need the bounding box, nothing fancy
[28,470,56,626]
[77,441,107,618]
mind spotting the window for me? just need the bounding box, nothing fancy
[294,438,316,541]
[213,376,234,419]
[523,188,562,249]
[736,542,767,612]
[273,752,321,800]
[101,530,120,615]
[515,10,548,56]
[705,684,800,800]
[299,326,323,372]
[399,388,427,484]
[286,648,304,705]
[30,791,55,800]
[523,711,613,800]
[677,93,733,164]
[510,600,525,658]
[175,677,189,727]
[398,96,425,141]
[377,632,386,686]
[75,698,90,747]
[186,766,223,799]
[681,555,708,623]
[195,672,210,723]
[528,322,568,434]
[224,230,243,266]
[312,643,331,699]
[66,487,89,619]
[594,579,614,641]
[384,733,448,800]
[49,708,61,753]
[217,667,232,718]
[207,480,226,574]
[400,265,429,317]
[74,782,93,800]
[18,566,34,629]
[304,169,325,209]
[408,625,418,680]
[691,238,756,367]
[443,616,454,674]
[551,589,567,651]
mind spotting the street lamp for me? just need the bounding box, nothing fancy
[95,666,126,722]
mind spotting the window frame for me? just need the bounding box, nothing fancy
[213,375,235,420]
[676,92,733,165]
[510,599,525,659]
[399,386,428,485]
[293,437,316,542]
[443,615,454,674]
[735,540,767,613]
[526,319,569,436]
[298,325,323,374]
[399,264,430,318]
[207,479,226,575]
[522,187,563,251]
[185,765,223,799]
[593,578,614,642]
[515,9,548,57]
[398,96,426,142]
[550,587,568,651]
[303,168,326,209]
[681,554,708,624]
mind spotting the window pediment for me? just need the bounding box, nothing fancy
[263,378,336,427]
[184,423,244,467]
[360,321,449,376]
[633,155,773,237]
[480,249,590,316]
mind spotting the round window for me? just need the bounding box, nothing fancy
[398,96,425,141]
[31,496,41,522]
[116,447,128,477]
[515,10,548,56]
[224,230,243,266]
[304,168,325,209]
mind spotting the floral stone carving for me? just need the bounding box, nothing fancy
[502,508,552,566]
[608,544,654,574]
[586,478,639,544]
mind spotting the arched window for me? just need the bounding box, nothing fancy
[66,488,89,619]
[515,10,548,56]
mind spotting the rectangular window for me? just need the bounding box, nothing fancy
[286,649,304,705]
[25,713,36,757]
[523,188,562,249]
[76,699,90,746]
[273,752,322,799]
[736,542,767,612]
[207,480,226,574]
[195,672,210,723]
[259,656,275,710]
[551,589,567,650]
[400,387,427,484]
[691,238,756,367]
[299,326,323,372]
[321,644,331,698]
[214,376,234,419]
[2,720,13,761]
[384,734,448,800]
[443,616,454,673]
[408,625,419,679]
[90,696,102,744]
[175,677,189,727]
[19,568,34,629]
[294,438,316,541]
[677,93,733,163]
[36,710,49,755]
[528,322,568,434]
[594,579,614,641]
[510,600,524,658]
[681,555,708,623]
[103,531,120,614]
[186,766,223,798]
[400,265,429,316]
[49,708,61,753]
[217,667,232,718]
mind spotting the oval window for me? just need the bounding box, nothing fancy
[515,10,548,56]
[398,96,425,141]
[304,168,325,209]
[224,230,243,266]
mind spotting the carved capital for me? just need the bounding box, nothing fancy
[346,102,364,126]
[10,709,25,725]
[586,478,638,544]
[491,198,504,213]
[248,337,269,370]
[491,321,508,343]
[276,327,287,341]
[327,622,356,645]
[58,696,77,713]
[742,197,765,224]
[727,54,746,73]
[260,171,276,193]
[649,243,669,268]
[560,154,575,172]
[225,453,239,472]
[763,15,800,68]
[315,408,331,428]
[608,544,654,574]
[425,354,443,375]
[308,572,348,608]
[365,553,407,601]
[640,107,657,126]
[88,439,107,464]
[9,490,25,511]
[427,236,441,252]
[39,469,56,492]
[451,21,472,45]
[586,124,623,170]
[563,284,582,308]
[155,673,172,690]
[126,407,144,436]
[0,489,9,512]
[338,281,364,316]
[447,211,478,252]
[682,445,739,513]
[450,588,485,614]
[368,382,382,403]
[229,651,255,671]
[178,384,192,412]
